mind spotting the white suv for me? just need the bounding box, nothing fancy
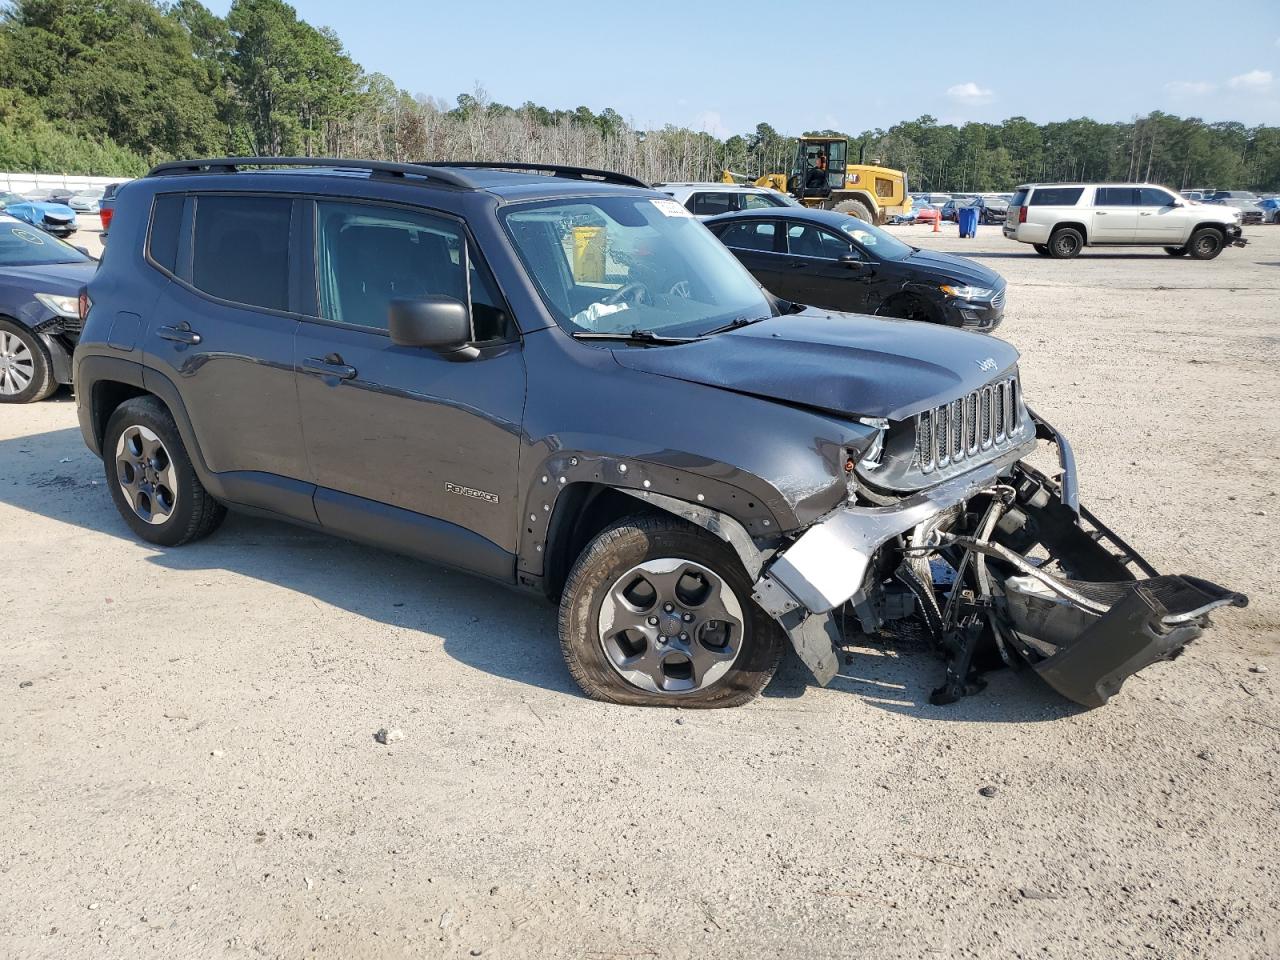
[1004,183,1246,260]
[655,182,798,219]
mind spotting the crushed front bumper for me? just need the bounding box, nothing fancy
[751,415,1247,706]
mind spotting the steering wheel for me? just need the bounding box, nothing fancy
[603,281,652,307]
[668,279,692,299]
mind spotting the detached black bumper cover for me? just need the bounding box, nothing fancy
[1009,573,1247,707]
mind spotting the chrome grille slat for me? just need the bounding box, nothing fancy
[914,373,1022,475]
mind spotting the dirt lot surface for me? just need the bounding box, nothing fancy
[3,222,1278,959]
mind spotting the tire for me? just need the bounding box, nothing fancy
[1048,227,1083,259]
[1164,246,1189,256]
[558,515,785,708]
[879,295,941,325]
[1033,244,1051,256]
[102,396,226,547]
[0,318,58,404]
[1187,227,1224,260]
[832,198,874,224]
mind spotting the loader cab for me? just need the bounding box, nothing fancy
[792,138,847,199]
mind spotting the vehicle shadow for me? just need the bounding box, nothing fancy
[950,251,1174,260]
[2,426,1080,720]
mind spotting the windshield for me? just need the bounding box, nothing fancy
[502,196,775,338]
[0,220,90,265]
[838,217,914,261]
[0,192,28,208]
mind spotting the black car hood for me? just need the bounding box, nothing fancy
[609,310,1020,421]
[0,260,97,293]
[901,248,1003,288]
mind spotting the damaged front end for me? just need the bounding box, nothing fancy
[751,406,1248,707]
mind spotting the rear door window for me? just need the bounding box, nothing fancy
[191,195,292,311]
[687,192,737,216]
[717,220,778,252]
[1095,187,1135,206]
[1030,187,1084,206]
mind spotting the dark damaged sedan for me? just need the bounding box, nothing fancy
[706,207,1006,331]
[0,215,94,402]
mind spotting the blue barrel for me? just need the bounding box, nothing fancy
[957,205,979,238]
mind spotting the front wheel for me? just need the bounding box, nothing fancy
[832,198,874,223]
[1164,246,1189,256]
[0,319,57,404]
[558,516,785,708]
[1187,228,1224,260]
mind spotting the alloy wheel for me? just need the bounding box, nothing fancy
[0,331,35,396]
[114,424,178,525]
[597,558,744,695]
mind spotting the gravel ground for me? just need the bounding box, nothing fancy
[2,222,1277,960]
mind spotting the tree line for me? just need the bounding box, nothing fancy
[1,0,1276,193]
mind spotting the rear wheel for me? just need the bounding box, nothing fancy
[1187,227,1224,260]
[1048,227,1083,259]
[832,198,874,224]
[1033,243,1051,256]
[103,397,226,546]
[0,319,57,404]
[1164,246,1189,256]
[558,515,784,708]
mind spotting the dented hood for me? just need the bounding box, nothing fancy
[610,310,1021,421]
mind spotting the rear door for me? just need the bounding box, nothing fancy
[1090,187,1139,242]
[711,219,787,294]
[292,198,526,576]
[142,191,312,515]
[1134,186,1187,243]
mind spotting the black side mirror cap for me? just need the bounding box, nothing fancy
[388,296,478,360]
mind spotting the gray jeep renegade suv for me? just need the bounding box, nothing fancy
[74,158,1245,709]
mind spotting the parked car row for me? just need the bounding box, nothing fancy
[0,158,1249,715]
[0,182,128,236]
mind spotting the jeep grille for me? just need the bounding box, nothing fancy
[914,375,1020,474]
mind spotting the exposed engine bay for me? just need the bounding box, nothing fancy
[750,415,1248,707]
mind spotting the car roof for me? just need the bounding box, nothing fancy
[655,182,773,191]
[702,206,860,228]
[141,159,658,204]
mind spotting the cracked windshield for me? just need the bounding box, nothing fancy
[503,196,774,337]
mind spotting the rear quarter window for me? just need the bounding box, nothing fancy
[147,194,184,275]
[1029,187,1084,206]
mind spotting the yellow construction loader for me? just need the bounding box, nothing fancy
[723,135,911,224]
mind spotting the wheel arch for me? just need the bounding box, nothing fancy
[1050,221,1089,244]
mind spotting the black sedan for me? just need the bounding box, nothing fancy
[704,207,1006,331]
[0,215,96,402]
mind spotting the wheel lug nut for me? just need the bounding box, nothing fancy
[647,616,658,626]
[679,633,688,642]
[663,603,674,613]
[682,613,694,622]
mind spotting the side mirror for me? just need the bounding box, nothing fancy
[388,296,478,360]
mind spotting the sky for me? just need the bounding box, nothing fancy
[204,0,1280,135]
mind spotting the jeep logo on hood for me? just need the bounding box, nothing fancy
[976,357,997,372]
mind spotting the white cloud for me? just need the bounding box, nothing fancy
[946,82,994,105]
[695,110,729,139]
[1165,80,1215,96]
[1227,69,1273,91]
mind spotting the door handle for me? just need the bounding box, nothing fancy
[788,261,809,269]
[303,354,357,380]
[1095,211,1107,216]
[1140,212,1153,216]
[157,322,201,345]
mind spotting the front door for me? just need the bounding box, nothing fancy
[778,220,872,311]
[1133,186,1188,244]
[1090,187,1139,243]
[293,199,526,574]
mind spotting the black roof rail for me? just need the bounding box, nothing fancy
[425,161,649,189]
[145,157,475,189]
